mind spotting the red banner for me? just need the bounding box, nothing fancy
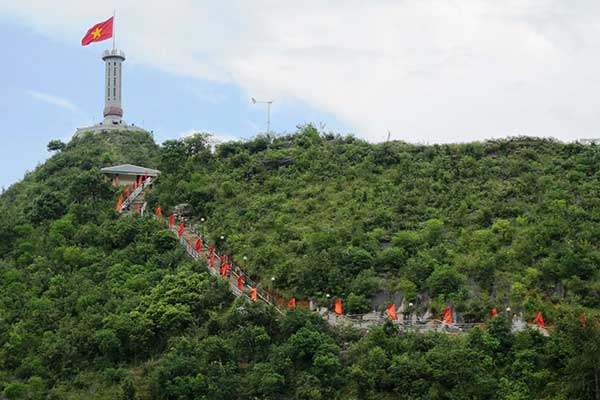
[115,194,123,212]
[288,298,296,309]
[536,311,545,328]
[444,307,453,324]
[388,304,397,321]
[334,299,343,315]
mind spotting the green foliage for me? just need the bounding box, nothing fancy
[2,129,600,399]
[47,139,66,152]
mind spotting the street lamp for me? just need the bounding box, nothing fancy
[200,217,205,236]
[251,97,274,133]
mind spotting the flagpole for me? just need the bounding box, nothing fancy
[112,10,116,50]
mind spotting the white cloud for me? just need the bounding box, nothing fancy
[6,1,600,143]
[26,90,81,113]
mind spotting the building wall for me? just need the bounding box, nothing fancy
[105,173,138,187]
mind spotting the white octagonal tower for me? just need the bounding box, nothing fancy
[102,49,126,125]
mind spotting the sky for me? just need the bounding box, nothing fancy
[2,1,600,188]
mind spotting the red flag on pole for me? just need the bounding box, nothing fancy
[115,194,123,212]
[288,298,296,309]
[125,187,130,198]
[388,304,397,321]
[210,252,215,269]
[169,213,175,228]
[195,239,201,253]
[237,276,243,290]
[138,176,143,186]
[220,263,230,277]
[334,299,343,315]
[155,206,162,219]
[177,223,184,238]
[81,17,113,46]
[132,181,136,190]
[444,307,453,324]
[491,308,498,318]
[251,288,258,302]
[536,311,545,328]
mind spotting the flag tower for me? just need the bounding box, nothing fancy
[76,14,147,135]
[102,49,126,125]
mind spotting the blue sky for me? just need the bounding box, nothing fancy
[3,1,600,188]
[0,19,350,189]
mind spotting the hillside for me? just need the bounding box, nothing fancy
[0,129,599,399]
[151,127,600,320]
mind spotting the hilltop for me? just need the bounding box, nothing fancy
[0,128,599,399]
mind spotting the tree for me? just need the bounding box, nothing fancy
[47,139,66,152]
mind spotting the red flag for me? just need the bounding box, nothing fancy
[288,298,296,309]
[177,223,184,238]
[444,307,453,324]
[220,263,229,276]
[125,187,130,198]
[81,17,113,46]
[132,181,136,190]
[169,213,175,228]
[580,312,587,329]
[155,206,162,219]
[115,194,123,212]
[334,299,343,315]
[491,308,498,318]
[251,288,258,302]
[210,252,215,268]
[219,255,227,264]
[138,176,143,186]
[388,304,397,321]
[195,239,201,253]
[237,276,243,290]
[536,311,545,328]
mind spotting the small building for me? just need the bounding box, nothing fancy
[101,164,160,186]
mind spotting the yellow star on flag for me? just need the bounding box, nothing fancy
[91,27,102,39]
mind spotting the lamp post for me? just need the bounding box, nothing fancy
[251,97,274,134]
[200,217,205,237]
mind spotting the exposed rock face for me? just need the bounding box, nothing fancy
[174,203,193,217]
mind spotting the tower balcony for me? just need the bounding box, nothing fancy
[102,49,126,61]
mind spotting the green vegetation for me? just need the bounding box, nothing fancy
[0,129,599,399]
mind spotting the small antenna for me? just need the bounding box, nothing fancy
[386,130,391,142]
